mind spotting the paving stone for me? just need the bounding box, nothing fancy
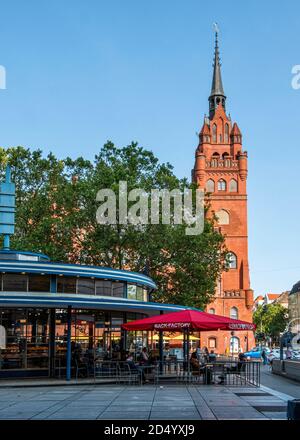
[211,406,268,420]
[98,412,150,420]
[261,412,287,420]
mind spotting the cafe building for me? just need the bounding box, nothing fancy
[0,167,186,379]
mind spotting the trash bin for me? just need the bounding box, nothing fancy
[287,399,300,420]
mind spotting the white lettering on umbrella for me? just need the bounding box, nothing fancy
[228,323,255,330]
[154,323,191,330]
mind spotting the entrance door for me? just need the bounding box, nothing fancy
[230,336,240,354]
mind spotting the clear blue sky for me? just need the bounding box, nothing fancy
[0,0,299,297]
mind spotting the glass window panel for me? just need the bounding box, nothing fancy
[77,278,95,295]
[3,274,28,291]
[127,284,137,300]
[28,275,50,292]
[95,280,112,296]
[112,282,124,298]
[229,179,238,192]
[136,286,143,301]
[57,277,77,293]
[143,288,148,302]
[230,307,238,320]
[206,179,215,193]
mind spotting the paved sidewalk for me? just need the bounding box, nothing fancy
[0,385,288,420]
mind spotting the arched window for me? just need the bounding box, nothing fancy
[215,209,230,225]
[206,179,215,193]
[208,308,215,314]
[209,337,217,349]
[230,307,239,320]
[212,124,217,143]
[217,179,226,191]
[225,124,229,142]
[230,336,240,353]
[229,179,238,192]
[227,252,237,269]
[222,152,229,159]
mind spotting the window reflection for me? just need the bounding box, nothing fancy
[3,274,27,291]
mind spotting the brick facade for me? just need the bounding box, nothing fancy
[192,33,255,354]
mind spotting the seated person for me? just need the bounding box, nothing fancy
[190,352,200,374]
[208,350,217,363]
[139,347,150,365]
[126,352,145,382]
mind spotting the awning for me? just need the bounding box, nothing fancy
[122,309,256,331]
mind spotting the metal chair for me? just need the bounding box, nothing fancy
[94,360,118,383]
[75,357,89,379]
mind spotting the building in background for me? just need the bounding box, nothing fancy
[192,31,254,354]
[253,296,264,311]
[272,291,289,309]
[289,281,300,324]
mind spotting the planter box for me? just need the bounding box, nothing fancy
[284,361,300,382]
[271,359,285,374]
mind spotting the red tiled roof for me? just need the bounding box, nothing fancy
[266,293,280,300]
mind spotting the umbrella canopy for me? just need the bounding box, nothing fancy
[122,309,256,332]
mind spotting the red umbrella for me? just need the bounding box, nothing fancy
[122,309,256,331]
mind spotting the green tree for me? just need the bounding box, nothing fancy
[0,142,227,309]
[253,303,288,339]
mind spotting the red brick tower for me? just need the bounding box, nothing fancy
[192,31,254,354]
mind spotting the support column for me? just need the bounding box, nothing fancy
[49,308,56,378]
[66,306,72,381]
[159,311,164,373]
[186,330,190,376]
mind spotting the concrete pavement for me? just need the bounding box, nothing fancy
[260,364,300,398]
[0,384,288,420]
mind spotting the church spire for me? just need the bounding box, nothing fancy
[209,25,226,119]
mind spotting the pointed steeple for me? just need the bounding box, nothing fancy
[208,27,226,119]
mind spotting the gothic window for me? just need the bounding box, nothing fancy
[229,179,238,192]
[217,179,226,191]
[206,179,215,193]
[230,336,240,353]
[225,124,229,142]
[209,337,217,349]
[215,209,230,225]
[227,252,237,269]
[230,307,239,320]
[208,308,215,314]
[219,134,222,142]
[212,124,217,143]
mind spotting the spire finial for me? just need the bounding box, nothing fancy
[209,23,226,119]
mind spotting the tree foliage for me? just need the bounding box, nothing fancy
[0,142,227,309]
[253,303,288,338]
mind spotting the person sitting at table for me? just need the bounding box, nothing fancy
[190,352,200,375]
[126,351,146,382]
[208,350,217,363]
[217,352,247,384]
[139,347,150,365]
